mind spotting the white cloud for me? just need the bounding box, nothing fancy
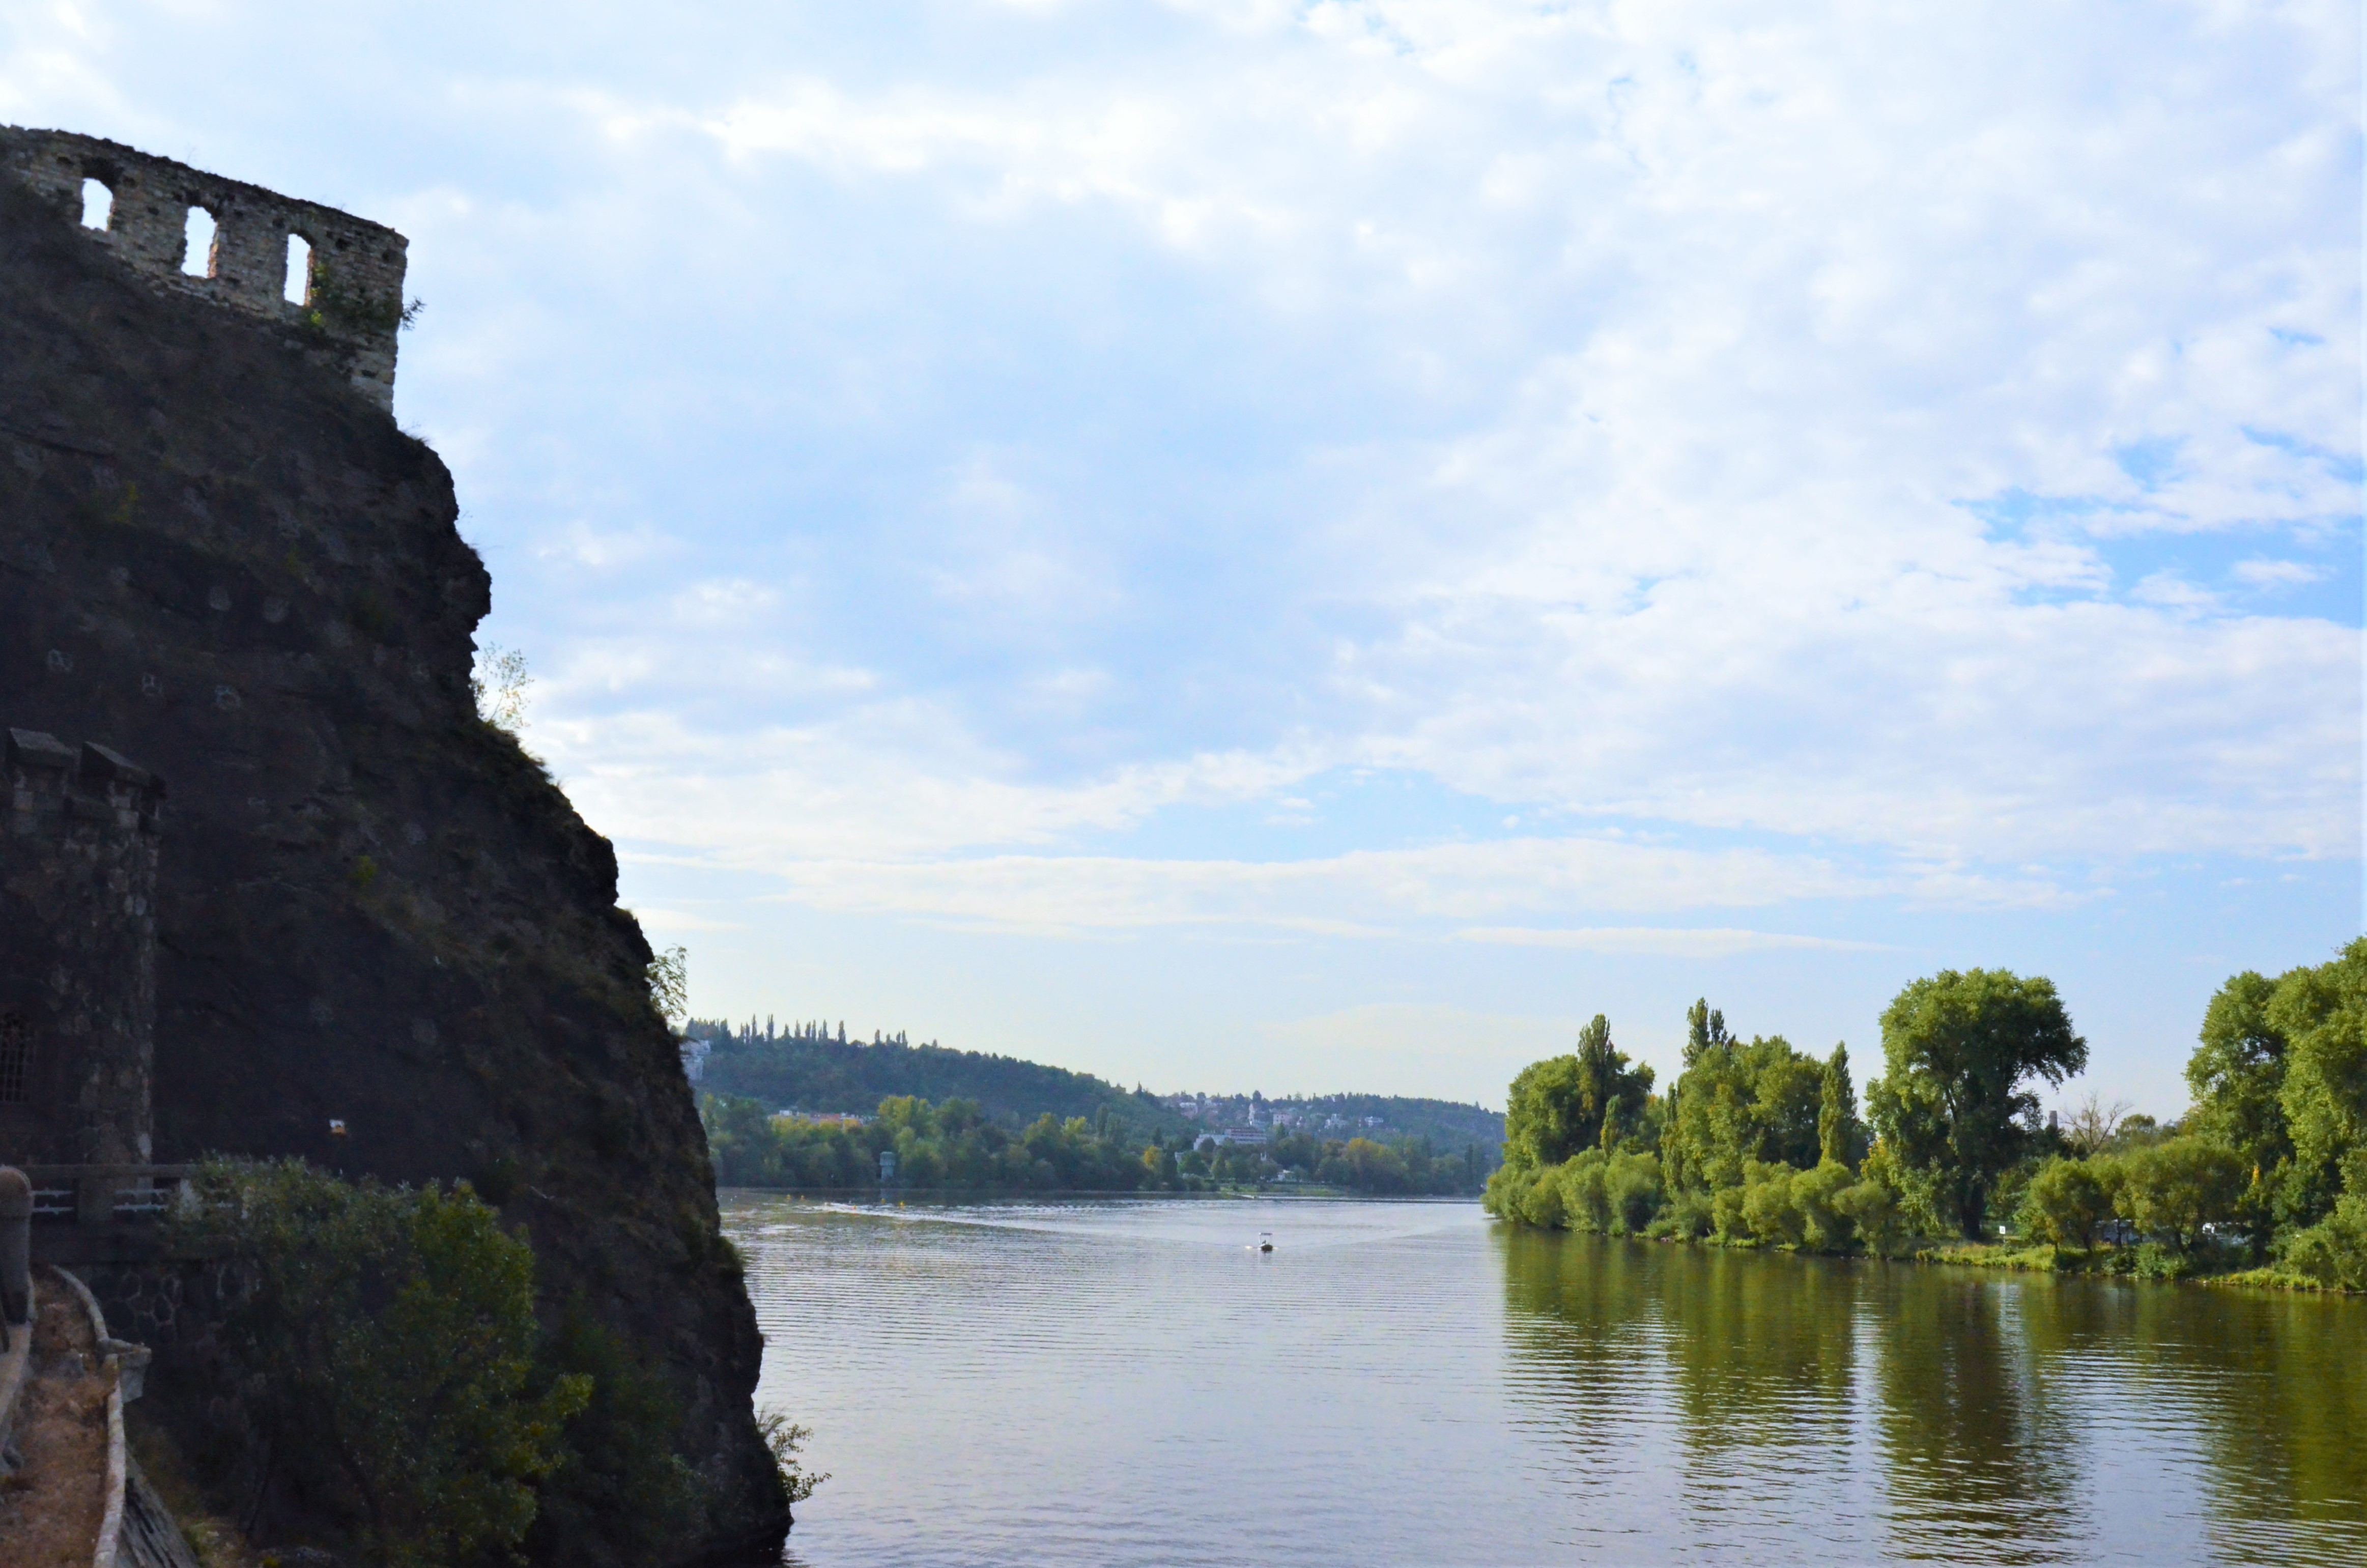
[2233,557,2333,589]
[725,836,1944,937]
[3,0,2355,1100]
[1457,927,1893,958]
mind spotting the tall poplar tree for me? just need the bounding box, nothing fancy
[1817,1043,1863,1168]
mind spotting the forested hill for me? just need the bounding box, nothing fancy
[689,1020,1189,1136]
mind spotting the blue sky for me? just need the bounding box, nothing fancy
[10,1,2357,1112]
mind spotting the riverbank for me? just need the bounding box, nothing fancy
[1907,1238,2355,1293]
[1494,1221,2360,1294]
[721,1185,1483,1203]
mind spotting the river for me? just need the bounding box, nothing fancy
[725,1193,2366,1566]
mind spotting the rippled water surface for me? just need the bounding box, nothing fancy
[727,1194,2366,1566]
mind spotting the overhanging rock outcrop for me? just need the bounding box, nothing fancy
[0,138,786,1562]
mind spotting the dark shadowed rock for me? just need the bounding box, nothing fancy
[0,152,785,1563]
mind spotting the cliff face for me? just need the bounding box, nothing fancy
[0,169,785,1559]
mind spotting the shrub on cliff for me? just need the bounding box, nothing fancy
[177,1160,591,1568]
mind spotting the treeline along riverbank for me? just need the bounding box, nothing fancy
[1485,941,2367,1291]
[700,1092,1498,1195]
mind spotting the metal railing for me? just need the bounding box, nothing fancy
[17,1165,195,1227]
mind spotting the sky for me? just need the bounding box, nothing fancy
[6,1,2358,1114]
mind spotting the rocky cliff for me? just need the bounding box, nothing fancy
[0,161,785,1561]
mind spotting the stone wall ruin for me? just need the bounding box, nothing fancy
[0,729,162,1168]
[0,127,407,411]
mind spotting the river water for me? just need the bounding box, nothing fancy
[726,1193,2366,1566]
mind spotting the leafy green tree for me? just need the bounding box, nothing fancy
[1502,1016,1655,1169]
[2184,969,2290,1253]
[1551,1149,1666,1235]
[1818,1043,1864,1168]
[2265,939,2367,1227]
[1867,969,2088,1238]
[528,1297,705,1566]
[2279,1179,2367,1290]
[1662,1031,1824,1193]
[2016,1156,2118,1250]
[2114,1137,2246,1252]
[177,1161,589,1568]
[1791,1160,1859,1252]
[1740,1163,1804,1246]
[1832,1165,1906,1256]
[1684,997,1733,1067]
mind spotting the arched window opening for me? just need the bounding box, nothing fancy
[0,1013,29,1104]
[182,206,218,278]
[80,178,113,230]
[284,233,313,305]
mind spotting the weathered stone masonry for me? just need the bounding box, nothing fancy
[0,730,163,1168]
[0,127,407,410]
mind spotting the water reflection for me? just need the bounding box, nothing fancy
[1500,1232,2367,1566]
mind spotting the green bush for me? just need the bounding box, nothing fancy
[1645,1188,1715,1241]
[526,1297,703,1566]
[2115,1136,2246,1252]
[2018,1156,2119,1250]
[1792,1160,1859,1252]
[1710,1181,1752,1243]
[1603,1151,1666,1235]
[177,1160,590,1568]
[1558,1152,1612,1232]
[2278,1187,2367,1290]
[1741,1162,1804,1247]
[1833,1173,1905,1256]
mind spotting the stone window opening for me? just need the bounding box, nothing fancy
[182,204,218,278]
[0,1012,28,1104]
[284,233,313,305]
[79,177,113,230]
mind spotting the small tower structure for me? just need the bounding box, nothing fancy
[0,729,164,1166]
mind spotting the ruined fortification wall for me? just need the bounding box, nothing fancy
[0,128,406,410]
[0,731,163,1166]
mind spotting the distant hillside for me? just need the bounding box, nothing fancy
[690,1019,1504,1159]
[688,1019,1189,1137]
[1168,1091,1504,1155]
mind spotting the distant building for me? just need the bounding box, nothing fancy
[878,1148,898,1183]
[679,1037,711,1082]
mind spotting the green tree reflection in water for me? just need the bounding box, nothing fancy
[1867,1268,2084,1562]
[1500,1233,2367,1565]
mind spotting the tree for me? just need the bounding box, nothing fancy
[1661,1032,1824,1193]
[470,644,533,732]
[1683,998,1733,1068]
[2114,1136,2245,1252]
[177,1161,589,1568]
[2184,970,2290,1254]
[2059,1091,2134,1157]
[2017,1157,2118,1250]
[1502,1016,1653,1170]
[646,945,690,1033]
[1867,969,2088,1239]
[2265,939,2367,1227]
[1818,1043,1863,1168]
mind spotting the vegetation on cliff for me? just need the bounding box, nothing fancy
[167,1159,817,1567]
[1484,943,2367,1291]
